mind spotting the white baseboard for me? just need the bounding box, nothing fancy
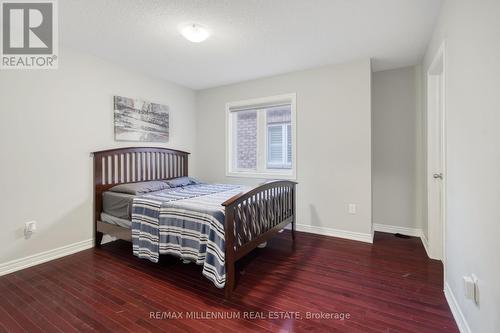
[0,239,93,277]
[420,233,431,258]
[373,223,422,237]
[444,282,471,333]
[295,223,373,243]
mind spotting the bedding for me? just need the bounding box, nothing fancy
[103,178,204,220]
[109,180,170,195]
[165,176,201,188]
[101,212,132,228]
[102,191,135,219]
[131,183,246,288]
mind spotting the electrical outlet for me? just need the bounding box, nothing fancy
[348,204,357,214]
[24,220,37,238]
[463,274,480,305]
[472,274,479,305]
[463,276,475,299]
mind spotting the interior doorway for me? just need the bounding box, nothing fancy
[426,42,446,262]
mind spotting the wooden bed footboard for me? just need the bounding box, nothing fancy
[222,180,297,298]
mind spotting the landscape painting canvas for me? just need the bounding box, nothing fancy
[114,96,169,142]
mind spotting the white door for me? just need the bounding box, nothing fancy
[427,44,446,261]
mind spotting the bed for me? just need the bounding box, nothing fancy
[92,147,297,298]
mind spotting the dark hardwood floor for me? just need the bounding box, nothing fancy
[0,231,458,333]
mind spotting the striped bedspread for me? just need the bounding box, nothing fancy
[131,184,246,288]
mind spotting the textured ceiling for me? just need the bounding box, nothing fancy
[60,0,442,90]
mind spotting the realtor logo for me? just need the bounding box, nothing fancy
[1,0,58,69]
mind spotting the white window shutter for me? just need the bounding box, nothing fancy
[287,124,292,163]
[268,125,283,164]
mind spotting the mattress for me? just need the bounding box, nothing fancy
[102,191,136,220]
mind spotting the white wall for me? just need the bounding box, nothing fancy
[195,60,373,240]
[423,0,500,331]
[0,46,197,264]
[372,66,421,230]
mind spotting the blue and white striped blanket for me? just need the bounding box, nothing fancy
[131,184,246,288]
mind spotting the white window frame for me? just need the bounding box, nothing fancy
[226,93,297,180]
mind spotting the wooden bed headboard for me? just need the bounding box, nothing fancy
[92,147,190,241]
[93,147,189,187]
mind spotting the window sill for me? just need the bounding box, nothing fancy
[226,170,296,180]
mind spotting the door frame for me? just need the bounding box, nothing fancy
[426,41,447,266]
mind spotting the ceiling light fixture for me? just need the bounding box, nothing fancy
[181,23,210,43]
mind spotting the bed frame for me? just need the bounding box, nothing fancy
[92,147,296,298]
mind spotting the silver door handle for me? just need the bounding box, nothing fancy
[433,173,443,179]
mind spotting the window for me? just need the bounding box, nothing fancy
[226,93,296,179]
